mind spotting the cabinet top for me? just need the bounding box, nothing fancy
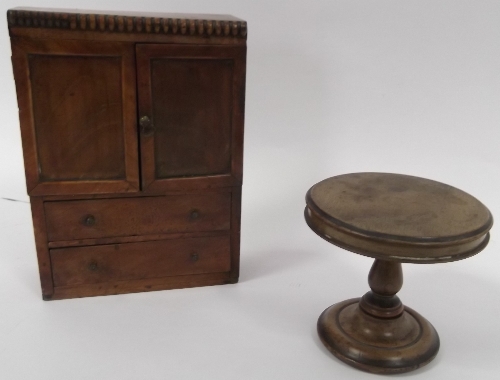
[8,7,247,42]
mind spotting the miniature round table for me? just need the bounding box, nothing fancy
[304,173,493,374]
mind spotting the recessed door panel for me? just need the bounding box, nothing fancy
[30,55,125,181]
[151,58,232,178]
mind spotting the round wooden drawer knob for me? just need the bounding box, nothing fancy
[83,214,96,226]
[190,253,199,262]
[139,115,155,136]
[88,262,98,271]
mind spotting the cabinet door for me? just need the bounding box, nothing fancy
[11,39,139,196]
[136,44,246,191]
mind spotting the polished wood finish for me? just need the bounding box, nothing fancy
[318,259,439,374]
[47,230,228,249]
[306,172,493,262]
[318,298,439,374]
[30,197,53,296]
[305,172,493,373]
[11,38,139,196]
[7,8,246,47]
[229,187,242,281]
[51,235,231,286]
[9,7,246,300]
[7,8,247,39]
[30,55,125,181]
[45,193,231,241]
[51,272,232,300]
[136,44,246,191]
[151,55,232,178]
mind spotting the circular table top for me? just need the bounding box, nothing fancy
[305,173,493,263]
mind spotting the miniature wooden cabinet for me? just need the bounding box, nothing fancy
[8,8,247,300]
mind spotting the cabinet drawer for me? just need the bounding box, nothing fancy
[45,193,231,242]
[50,235,231,287]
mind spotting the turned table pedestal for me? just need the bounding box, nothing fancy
[305,173,493,374]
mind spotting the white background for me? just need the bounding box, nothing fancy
[1,0,499,379]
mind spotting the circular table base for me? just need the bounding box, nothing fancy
[317,298,440,374]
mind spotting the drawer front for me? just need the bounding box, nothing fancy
[50,235,231,287]
[45,192,231,241]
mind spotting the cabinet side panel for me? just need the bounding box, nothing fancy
[231,47,247,183]
[230,187,242,281]
[30,197,54,299]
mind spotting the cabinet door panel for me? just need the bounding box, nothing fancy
[137,45,246,191]
[11,38,139,195]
